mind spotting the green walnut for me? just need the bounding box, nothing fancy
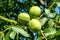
[29,6,41,18]
[18,13,30,24]
[29,19,41,32]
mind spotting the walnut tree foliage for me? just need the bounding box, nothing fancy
[0,0,60,40]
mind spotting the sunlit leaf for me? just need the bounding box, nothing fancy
[44,27,56,36]
[10,31,16,39]
[40,17,48,26]
[48,19,54,27]
[0,0,60,40]
[45,8,50,14]
[3,35,5,40]
[37,36,42,40]
[56,2,60,8]
[12,26,30,37]
[48,13,56,18]
[45,8,56,18]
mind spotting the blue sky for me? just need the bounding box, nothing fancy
[55,6,60,14]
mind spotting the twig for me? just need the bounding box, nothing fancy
[3,33,5,40]
[49,2,56,9]
[39,0,47,8]
[41,30,47,40]
[16,33,19,40]
[37,13,44,20]
[3,26,11,33]
[0,16,17,24]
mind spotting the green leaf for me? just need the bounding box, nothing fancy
[4,25,10,29]
[56,2,60,7]
[44,27,56,36]
[55,15,60,24]
[10,31,16,39]
[45,8,50,15]
[48,13,56,18]
[37,37,42,40]
[5,31,11,40]
[55,29,60,35]
[3,35,5,40]
[40,17,48,26]
[48,19,54,27]
[12,26,30,37]
[0,32,3,40]
[45,8,56,18]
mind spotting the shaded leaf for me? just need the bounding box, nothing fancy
[5,31,11,40]
[55,15,60,24]
[4,25,10,29]
[55,29,60,35]
[0,32,3,40]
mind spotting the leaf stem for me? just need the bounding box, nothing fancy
[41,30,47,40]
[49,2,56,9]
[2,33,5,40]
[16,33,19,40]
[0,16,17,24]
[3,26,11,33]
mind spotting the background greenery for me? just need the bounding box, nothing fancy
[0,0,60,40]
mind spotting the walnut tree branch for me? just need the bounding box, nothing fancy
[39,0,47,8]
